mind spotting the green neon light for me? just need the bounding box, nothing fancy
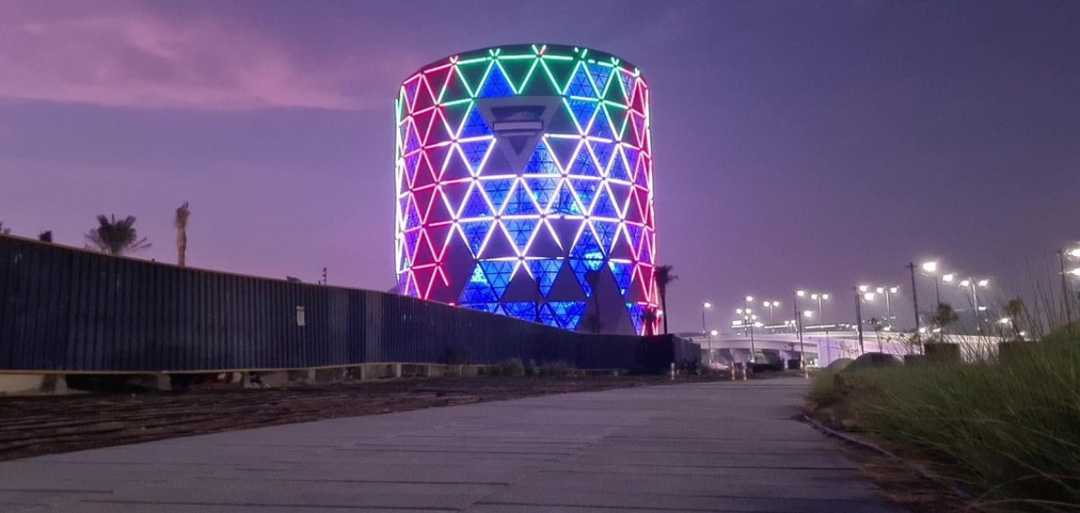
[513,58,540,95]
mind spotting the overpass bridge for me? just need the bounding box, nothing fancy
[682,331,999,368]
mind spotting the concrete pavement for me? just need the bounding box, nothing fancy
[0,377,902,512]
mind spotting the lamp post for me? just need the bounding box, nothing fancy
[762,300,781,324]
[958,278,990,329]
[1061,247,1079,334]
[874,286,899,328]
[809,292,830,324]
[736,308,758,363]
[701,301,712,334]
[855,287,877,355]
[921,261,942,306]
[906,263,922,334]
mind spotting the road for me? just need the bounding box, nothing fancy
[0,377,903,512]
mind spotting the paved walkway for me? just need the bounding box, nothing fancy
[0,377,902,512]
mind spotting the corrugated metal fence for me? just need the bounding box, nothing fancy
[0,236,697,372]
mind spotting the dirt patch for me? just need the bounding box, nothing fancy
[0,375,721,462]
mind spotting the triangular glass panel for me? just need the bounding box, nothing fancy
[592,220,619,253]
[479,260,516,298]
[459,185,494,219]
[423,64,454,104]
[540,57,576,94]
[566,98,598,133]
[592,187,619,219]
[459,264,498,303]
[589,107,614,140]
[459,139,493,174]
[616,69,636,105]
[549,301,586,330]
[441,101,472,137]
[564,61,596,97]
[502,181,540,215]
[524,141,559,175]
[608,147,631,182]
[570,228,605,270]
[568,146,600,177]
[503,218,539,252]
[459,220,493,256]
[456,59,490,96]
[479,61,514,98]
[459,105,493,139]
[440,145,472,182]
[524,177,559,209]
[588,140,615,173]
[545,137,580,172]
[498,56,536,93]
[479,224,517,259]
[527,258,563,296]
[608,260,634,296]
[503,301,538,322]
[537,303,559,327]
[549,182,583,215]
[480,178,515,213]
[570,178,601,209]
[441,67,471,104]
[626,302,646,335]
[403,77,421,112]
[587,62,613,97]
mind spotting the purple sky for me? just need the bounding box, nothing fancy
[2,0,1078,332]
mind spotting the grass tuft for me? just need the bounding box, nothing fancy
[810,333,1080,512]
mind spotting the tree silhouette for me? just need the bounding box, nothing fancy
[643,307,659,336]
[1004,297,1025,339]
[175,202,191,267]
[654,265,678,335]
[0,222,10,235]
[931,302,959,340]
[85,215,150,256]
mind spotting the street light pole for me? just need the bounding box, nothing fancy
[1060,249,1074,333]
[854,287,865,355]
[701,301,712,334]
[907,263,921,333]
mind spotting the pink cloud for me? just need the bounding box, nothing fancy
[0,3,372,111]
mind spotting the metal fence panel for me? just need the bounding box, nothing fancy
[0,236,697,372]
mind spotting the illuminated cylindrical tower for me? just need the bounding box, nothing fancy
[394,44,657,335]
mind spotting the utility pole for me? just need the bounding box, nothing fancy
[907,262,921,333]
[1061,250,1073,334]
[855,287,865,355]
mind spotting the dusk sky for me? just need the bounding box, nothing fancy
[2,0,1077,332]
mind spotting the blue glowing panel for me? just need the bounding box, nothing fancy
[609,260,633,296]
[503,301,538,322]
[479,63,514,98]
[550,301,586,330]
[460,106,493,138]
[527,258,563,296]
[537,303,559,327]
[480,260,516,298]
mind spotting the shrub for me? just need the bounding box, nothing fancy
[494,358,525,377]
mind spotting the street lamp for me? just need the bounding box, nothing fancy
[920,260,944,306]
[735,309,758,364]
[761,300,781,323]
[873,286,899,328]
[808,292,830,324]
[701,301,712,334]
[958,278,990,328]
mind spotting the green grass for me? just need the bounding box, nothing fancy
[810,333,1080,512]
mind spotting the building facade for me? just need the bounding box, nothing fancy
[394,44,657,335]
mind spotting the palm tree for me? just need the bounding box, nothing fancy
[175,201,191,267]
[1004,297,1025,339]
[643,307,659,336]
[931,302,959,340]
[85,215,150,256]
[654,265,678,335]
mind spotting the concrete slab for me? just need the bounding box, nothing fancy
[0,377,905,512]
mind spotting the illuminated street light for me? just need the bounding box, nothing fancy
[701,301,712,334]
[710,329,719,337]
[959,279,971,287]
[745,295,755,303]
[1070,268,1080,277]
[863,292,876,302]
[998,317,1010,325]
[858,284,870,293]
[761,300,781,323]
[978,279,990,288]
[1069,248,1080,258]
[796,290,806,297]
[803,310,813,319]
[943,273,956,283]
[921,261,938,274]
